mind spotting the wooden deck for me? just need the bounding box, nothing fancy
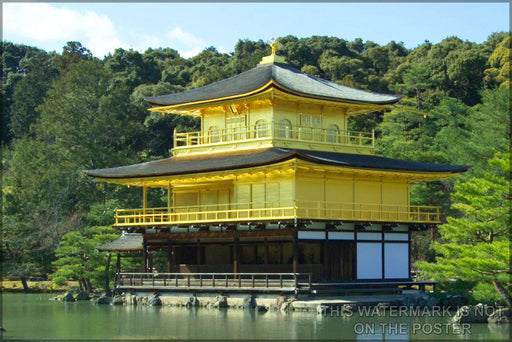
[115,272,312,294]
[114,272,436,296]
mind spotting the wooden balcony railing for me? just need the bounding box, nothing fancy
[173,123,374,150]
[116,272,312,293]
[114,201,440,227]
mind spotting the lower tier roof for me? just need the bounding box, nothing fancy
[96,233,143,251]
[84,148,470,180]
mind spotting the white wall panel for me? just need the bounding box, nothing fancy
[384,233,409,241]
[357,232,382,241]
[328,231,355,240]
[384,243,409,279]
[357,242,382,279]
[298,231,325,240]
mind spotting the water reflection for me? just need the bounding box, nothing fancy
[2,294,510,340]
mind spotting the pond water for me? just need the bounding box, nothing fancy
[1,293,509,340]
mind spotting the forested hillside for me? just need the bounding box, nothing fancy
[2,34,510,292]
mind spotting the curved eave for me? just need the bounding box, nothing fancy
[89,167,467,186]
[148,80,401,115]
[294,159,469,183]
[84,152,298,182]
[84,149,470,187]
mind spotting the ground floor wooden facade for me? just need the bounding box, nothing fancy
[112,221,415,285]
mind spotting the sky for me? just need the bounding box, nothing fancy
[2,2,510,59]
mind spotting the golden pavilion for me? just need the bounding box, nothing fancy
[88,45,468,295]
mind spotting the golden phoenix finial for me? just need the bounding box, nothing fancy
[270,37,279,56]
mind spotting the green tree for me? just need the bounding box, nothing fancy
[417,153,511,308]
[484,35,511,88]
[52,41,94,73]
[50,226,119,292]
[465,88,511,175]
[9,49,58,139]
[1,42,46,144]
[2,139,81,282]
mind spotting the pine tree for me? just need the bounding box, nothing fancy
[418,152,511,308]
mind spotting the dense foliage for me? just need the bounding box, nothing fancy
[417,153,511,307]
[1,34,510,295]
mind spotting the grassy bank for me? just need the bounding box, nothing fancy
[1,280,78,293]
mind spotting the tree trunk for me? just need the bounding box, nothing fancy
[104,253,112,297]
[492,278,512,310]
[78,279,85,292]
[85,278,93,293]
[20,277,30,292]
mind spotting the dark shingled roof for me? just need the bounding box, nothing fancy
[145,62,402,106]
[84,148,470,179]
[96,234,143,251]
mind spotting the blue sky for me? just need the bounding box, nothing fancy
[3,2,510,58]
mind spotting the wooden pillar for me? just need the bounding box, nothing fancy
[167,183,172,208]
[253,245,257,265]
[196,239,201,273]
[280,242,283,264]
[172,246,176,272]
[148,252,154,272]
[233,235,239,274]
[292,230,298,274]
[264,237,268,273]
[142,237,148,273]
[143,186,148,223]
[143,186,148,209]
[324,230,330,280]
[167,240,172,273]
[104,252,112,296]
[116,252,121,273]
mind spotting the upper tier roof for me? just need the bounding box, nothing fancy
[84,148,470,180]
[145,62,403,107]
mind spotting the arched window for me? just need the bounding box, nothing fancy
[255,120,268,138]
[327,124,339,143]
[278,119,292,139]
[209,125,220,143]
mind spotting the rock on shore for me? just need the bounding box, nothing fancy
[488,308,511,324]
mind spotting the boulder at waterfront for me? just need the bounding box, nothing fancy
[212,295,228,308]
[96,295,112,305]
[241,295,255,310]
[75,292,90,301]
[185,296,199,308]
[147,294,162,306]
[62,291,75,302]
[112,295,125,305]
[256,305,268,312]
[488,308,511,324]
[451,304,490,324]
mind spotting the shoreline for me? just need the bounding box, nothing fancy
[1,280,77,293]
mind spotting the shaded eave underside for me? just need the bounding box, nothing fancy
[84,148,470,182]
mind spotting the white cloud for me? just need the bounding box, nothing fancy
[166,27,205,48]
[3,3,128,57]
[3,4,210,59]
[166,27,206,58]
